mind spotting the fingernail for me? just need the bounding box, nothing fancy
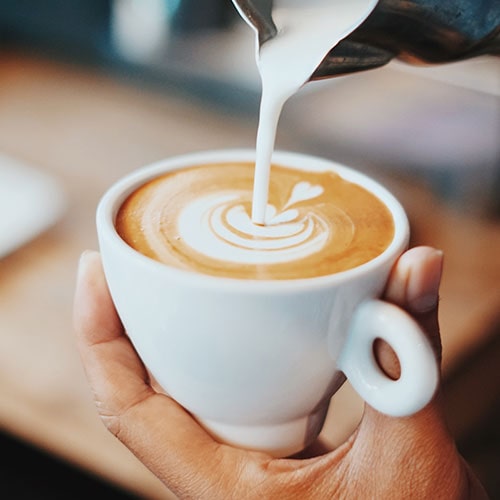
[408,249,443,314]
[77,250,96,280]
[79,249,92,266]
[411,293,439,313]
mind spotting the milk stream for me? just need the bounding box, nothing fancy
[250,0,379,224]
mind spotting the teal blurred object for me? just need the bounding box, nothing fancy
[169,0,234,34]
[0,0,251,110]
[0,0,113,60]
[0,0,234,61]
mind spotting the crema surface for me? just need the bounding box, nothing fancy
[116,162,394,280]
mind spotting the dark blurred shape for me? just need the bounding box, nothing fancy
[0,0,113,61]
[0,430,139,499]
[312,0,500,79]
[171,0,234,34]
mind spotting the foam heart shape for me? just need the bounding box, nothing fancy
[285,181,323,208]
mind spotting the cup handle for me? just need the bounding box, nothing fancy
[337,299,439,417]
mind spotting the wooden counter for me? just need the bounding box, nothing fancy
[0,52,498,499]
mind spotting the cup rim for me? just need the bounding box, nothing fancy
[97,149,409,292]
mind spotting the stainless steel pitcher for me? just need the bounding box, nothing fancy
[232,0,500,79]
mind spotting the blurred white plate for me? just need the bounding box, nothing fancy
[0,153,66,258]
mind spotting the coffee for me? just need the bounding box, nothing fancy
[116,161,394,280]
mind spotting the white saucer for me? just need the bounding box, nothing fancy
[0,153,66,258]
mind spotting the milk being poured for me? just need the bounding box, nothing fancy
[243,0,379,224]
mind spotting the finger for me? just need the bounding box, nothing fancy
[374,246,443,379]
[73,251,265,498]
[357,247,451,441]
[385,246,443,315]
[385,246,443,353]
[348,248,464,495]
[73,250,154,419]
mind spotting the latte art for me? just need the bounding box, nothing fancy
[116,162,394,280]
[175,184,352,265]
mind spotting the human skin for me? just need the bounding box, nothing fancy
[74,246,488,499]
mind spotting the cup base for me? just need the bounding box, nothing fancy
[196,403,330,458]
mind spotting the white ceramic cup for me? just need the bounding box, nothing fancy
[97,149,438,457]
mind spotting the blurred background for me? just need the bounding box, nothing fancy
[0,1,499,498]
